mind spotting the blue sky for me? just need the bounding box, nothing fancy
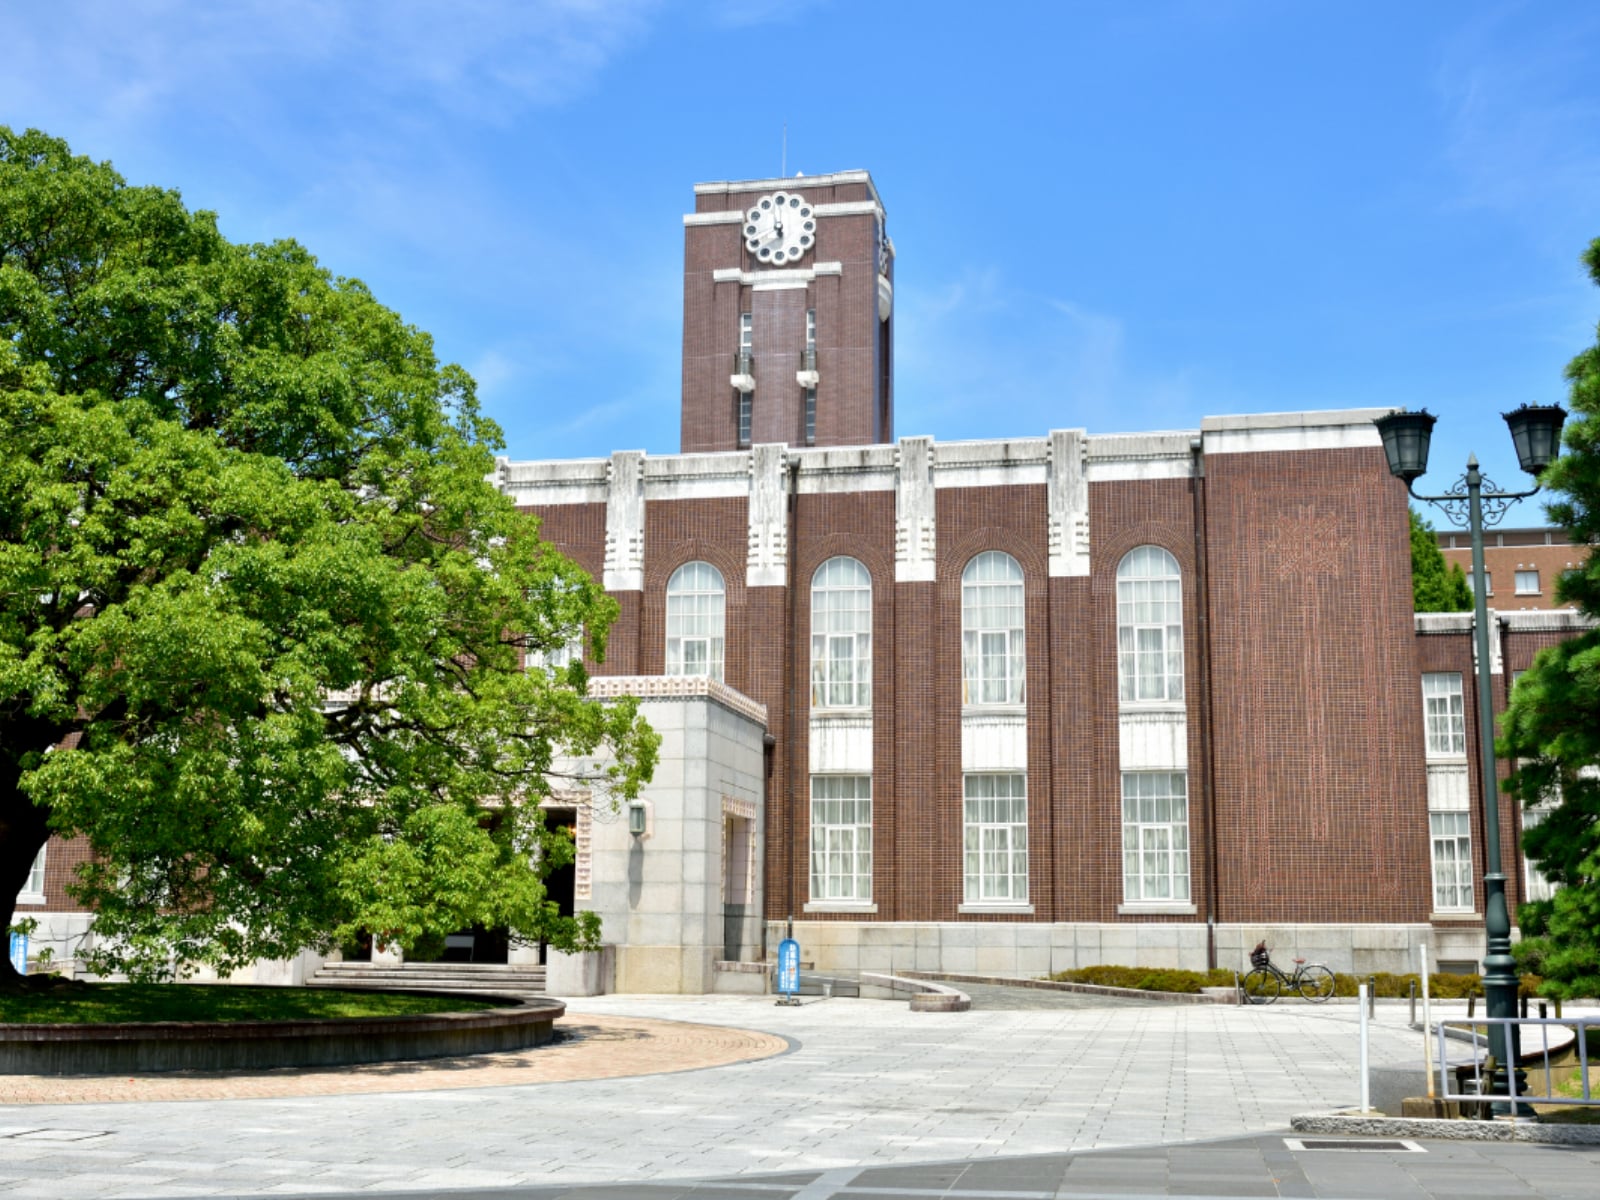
[5,1,1599,499]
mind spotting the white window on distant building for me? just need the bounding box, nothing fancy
[1422,673,1466,758]
[1468,570,1492,597]
[739,311,753,351]
[810,556,871,709]
[527,629,582,675]
[18,847,45,903]
[1430,810,1474,911]
[1117,546,1184,703]
[961,551,1025,705]
[1515,569,1540,595]
[963,773,1028,903]
[809,775,872,902]
[665,561,725,682]
[1121,771,1191,903]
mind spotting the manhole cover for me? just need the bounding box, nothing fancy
[1284,1138,1425,1153]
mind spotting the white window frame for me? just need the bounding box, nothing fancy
[805,308,816,351]
[810,557,872,709]
[1117,546,1184,704]
[809,775,872,902]
[1121,771,1191,903]
[1429,810,1474,911]
[1514,569,1540,596]
[665,561,726,682]
[739,312,753,351]
[1422,673,1466,758]
[17,847,45,904]
[1468,570,1492,597]
[961,551,1025,706]
[1521,802,1556,903]
[963,773,1028,904]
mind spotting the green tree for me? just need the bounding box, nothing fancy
[0,128,657,985]
[1500,237,1600,1000]
[1409,509,1473,612]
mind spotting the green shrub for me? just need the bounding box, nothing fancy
[1048,965,1236,993]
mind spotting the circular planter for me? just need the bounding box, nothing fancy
[0,991,565,1075]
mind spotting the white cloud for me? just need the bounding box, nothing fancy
[1434,8,1600,231]
[0,0,661,138]
[894,267,1198,440]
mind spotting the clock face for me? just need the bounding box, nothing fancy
[743,191,814,266]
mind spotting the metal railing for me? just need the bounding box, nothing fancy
[1434,1015,1598,1109]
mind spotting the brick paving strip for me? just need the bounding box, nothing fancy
[0,1013,789,1105]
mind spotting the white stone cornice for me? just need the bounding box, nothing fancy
[683,200,889,225]
[585,674,769,728]
[1086,432,1196,482]
[1201,409,1388,455]
[815,200,884,220]
[711,263,843,288]
[693,170,881,209]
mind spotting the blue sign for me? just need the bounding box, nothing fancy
[776,937,800,997]
[8,932,26,976]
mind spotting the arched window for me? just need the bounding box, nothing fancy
[1117,546,1184,703]
[961,551,1025,705]
[811,557,872,708]
[665,561,725,681]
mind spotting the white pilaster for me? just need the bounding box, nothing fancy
[1048,429,1091,578]
[603,450,645,592]
[895,436,936,583]
[747,443,789,588]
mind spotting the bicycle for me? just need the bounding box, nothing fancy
[1242,942,1335,1004]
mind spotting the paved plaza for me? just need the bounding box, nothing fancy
[0,986,1592,1198]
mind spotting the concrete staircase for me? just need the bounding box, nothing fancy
[307,960,547,999]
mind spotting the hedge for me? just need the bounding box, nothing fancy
[1046,965,1548,1000]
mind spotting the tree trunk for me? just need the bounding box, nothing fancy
[0,729,57,990]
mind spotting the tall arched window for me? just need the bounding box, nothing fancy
[1117,546,1184,702]
[961,551,1025,705]
[811,557,872,708]
[666,561,725,681]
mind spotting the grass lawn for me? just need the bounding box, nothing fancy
[0,983,497,1025]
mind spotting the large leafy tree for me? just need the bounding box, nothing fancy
[1409,509,1473,613]
[1501,237,1600,999]
[0,128,656,984]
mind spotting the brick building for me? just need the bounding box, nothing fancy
[1437,526,1585,612]
[14,170,1589,987]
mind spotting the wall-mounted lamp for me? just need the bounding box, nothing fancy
[627,801,648,837]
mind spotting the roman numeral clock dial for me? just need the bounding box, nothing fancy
[744,191,814,265]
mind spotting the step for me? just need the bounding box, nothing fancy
[308,962,547,996]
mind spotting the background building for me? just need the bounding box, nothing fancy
[1437,526,1585,612]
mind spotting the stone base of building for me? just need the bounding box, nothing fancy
[765,920,1488,979]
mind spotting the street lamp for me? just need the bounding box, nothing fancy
[1374,403,1566,1111]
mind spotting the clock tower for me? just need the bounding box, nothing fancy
[680,170,894,453]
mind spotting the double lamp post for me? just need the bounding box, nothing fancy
[1373,403,1566,1102]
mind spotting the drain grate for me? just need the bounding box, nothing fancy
[0,1128,110,1142]
[1284,1137,1426,1153]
